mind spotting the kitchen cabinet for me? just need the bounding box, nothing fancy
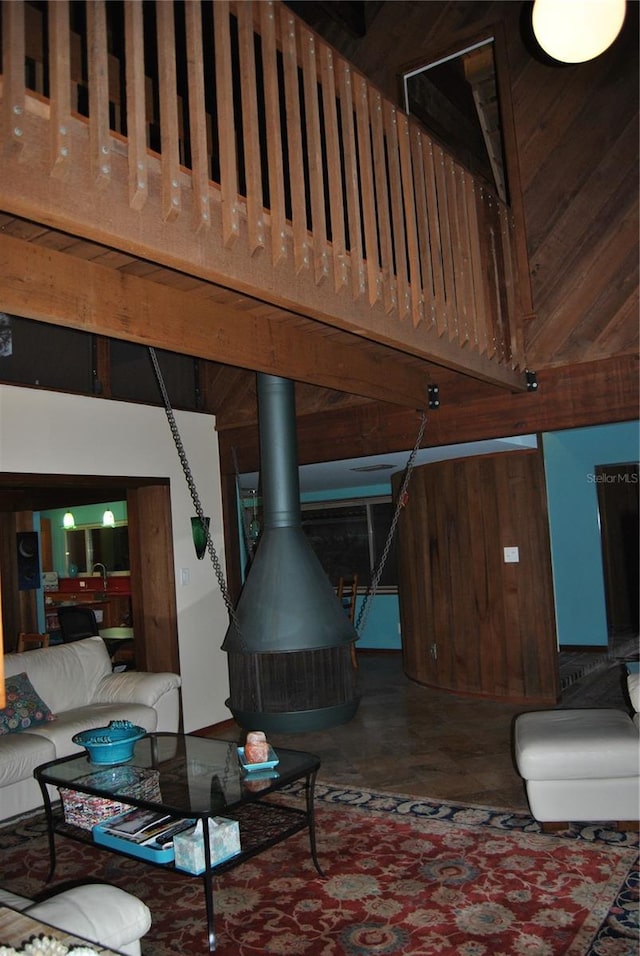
[44,576,132,634]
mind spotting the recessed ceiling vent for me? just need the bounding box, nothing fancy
[222,374,360,733]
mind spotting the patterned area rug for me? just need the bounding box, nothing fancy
[0,784,638,956]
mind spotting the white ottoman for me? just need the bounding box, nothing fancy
[514,705,640,826]
[0,883,151,956]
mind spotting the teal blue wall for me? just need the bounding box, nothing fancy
[542,422,639,648]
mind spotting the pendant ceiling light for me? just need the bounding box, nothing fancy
[62,511,75,529]
[102,509,115,527]
[532,0,626,63]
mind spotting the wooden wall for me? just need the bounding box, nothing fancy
[302,0,639,374]
[394,449,559,703]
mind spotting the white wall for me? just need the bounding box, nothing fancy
[0,384,230,732]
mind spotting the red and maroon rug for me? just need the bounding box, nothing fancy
[1,784,637,955]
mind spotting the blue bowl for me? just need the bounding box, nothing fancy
[73,720,147,765]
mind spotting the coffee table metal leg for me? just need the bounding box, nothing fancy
[202,818,216,951]
[38,783,57,882]
[306,770,324,877]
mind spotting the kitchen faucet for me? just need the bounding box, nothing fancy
[92,562,108,590]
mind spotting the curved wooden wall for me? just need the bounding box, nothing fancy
[394,449,559,704]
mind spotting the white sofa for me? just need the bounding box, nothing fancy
[514,669,639,826]
[1,636,181,822]
[0,883,151,956]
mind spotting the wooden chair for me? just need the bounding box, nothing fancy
[337,575,359,669]
[17,632,50,653]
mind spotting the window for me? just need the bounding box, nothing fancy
[64,523,130,575]
[403,38,508,203]
[300,498,398,588]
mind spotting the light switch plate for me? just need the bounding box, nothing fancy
[503,546,520,563]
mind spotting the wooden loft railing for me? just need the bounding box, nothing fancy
[0,0,526,390]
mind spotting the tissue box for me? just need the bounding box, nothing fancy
[174,817,241,874]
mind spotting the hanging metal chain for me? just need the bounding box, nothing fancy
[355,411,428,636]
[148,347,241,632]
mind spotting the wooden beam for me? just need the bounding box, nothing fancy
[0,233,434,410]
[219,354,639,474]
[0,99,525,389]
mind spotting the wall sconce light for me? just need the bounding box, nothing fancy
[62,511,75,530]
[532,0,626,63]
[191,516,210,560]
[102,509,115,527]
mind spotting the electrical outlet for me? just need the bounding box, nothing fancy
[180,568,190,586]
[503,546,520,563]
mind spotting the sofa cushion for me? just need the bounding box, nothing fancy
[0,731,55,787]
[515,707,640,780]
[0,887,30,911]
[96,670,181,708]
[25,884,151,955]
[4,637,112,714]
[0,672,56,735]
[29,703,159,758]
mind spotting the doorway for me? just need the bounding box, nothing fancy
[0,475,180,674]
[596,462,639,652]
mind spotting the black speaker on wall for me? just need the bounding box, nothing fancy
[17,531,40,591]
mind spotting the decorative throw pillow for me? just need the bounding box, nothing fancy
[0,671,56,735]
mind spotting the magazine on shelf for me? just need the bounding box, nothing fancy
[104,808,171,839]
[102,809,194,846]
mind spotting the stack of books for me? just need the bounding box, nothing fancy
[93,807,195,862]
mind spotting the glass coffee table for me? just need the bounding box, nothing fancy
[34,733,323,952]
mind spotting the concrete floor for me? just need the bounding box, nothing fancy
[203,644,637,811]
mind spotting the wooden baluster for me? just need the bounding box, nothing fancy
[337,61,365,302]
[490,194,506,361]
[280,7,310,274]
[49,0,72,177]
[432,143,456,340]
[86,1,111,190]
[448,159,471,348]
[320,46,348,293]
[156,1,181,222]
[483,189,499,360]
[124,1,148,211]
[354,75,380,307]
[436,157,462,342]
[500,203,520,365]
[184,0,210,232]
[260,1,287,268]
[465,175,486,355]
[422,137,447,335]
[300,26,329,285]
[2,1,25,157]
[237,1,264,255]
[397,113,423,329]
[213,1,239,246]
[370,90,395,314]
[409,127,435,329]
[384,102,409,322]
